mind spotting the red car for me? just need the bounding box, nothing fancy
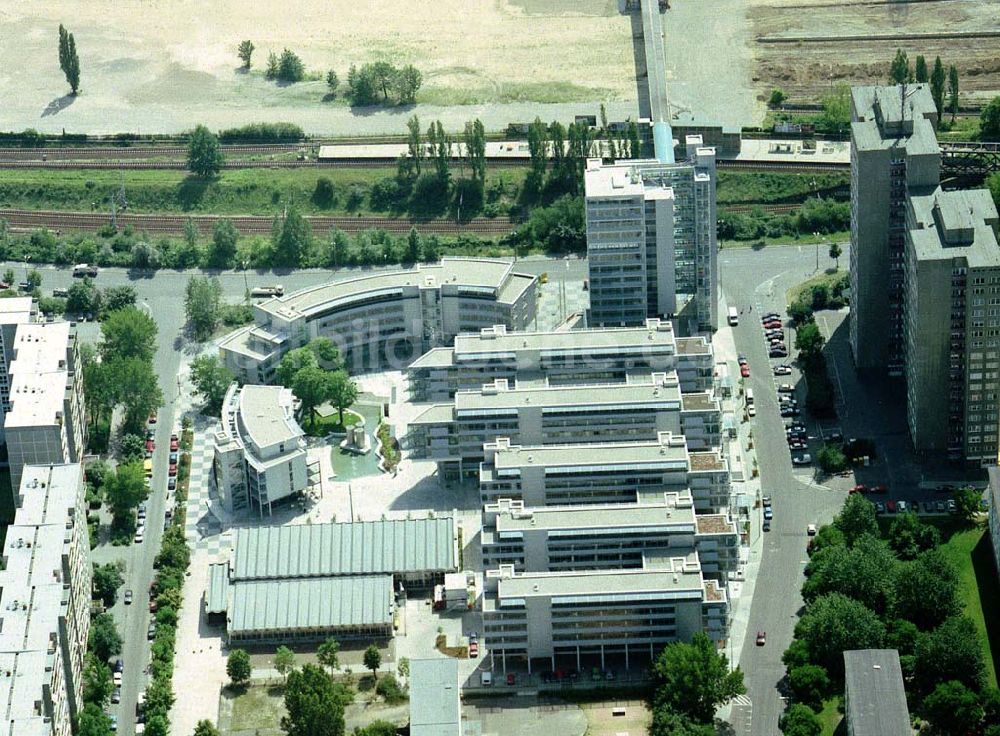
[740,364,751,378]
[468,641,479,658]
[871,484,888,494]
[168,464,177,477]
[763,320,782,329]
[170,435,179,451]
[886,500,897,512]
[145,438,155,452]
[850,484,867,494]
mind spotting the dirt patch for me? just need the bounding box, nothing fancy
[748,0,1000,104]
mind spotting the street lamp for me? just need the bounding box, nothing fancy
[240,259,250,300]
[813,232,820,273]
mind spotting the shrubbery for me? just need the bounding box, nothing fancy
[718,198,849,242]
[217,122,305,143]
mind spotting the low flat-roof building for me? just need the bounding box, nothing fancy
[5,323,85,496]
[408,319,714,402]
[843,649,911,736]
[213,383,309,516]
[483,553,727,672]
[409,658,462,736]
[479,433,732,512]
[219,258,537,383]
[409,372,721,478]
[481,494,739,577]
[0,465,90,736]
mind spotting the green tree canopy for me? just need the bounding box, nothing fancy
[104,461,149,524]
[187,124,224,177]
[803,534,897,615]
[277,346,319,387]
[210,219,239,268]
[953,486,983,525]
[794,321,826,358]
[833,493,879,546]
[779,704,822,736]
[650,706,715,736]
[914,615,987,693]
[82,653,113,707]
[227,649,251,687]
[292,366,334,428]
[353,722,397,736]
[108,357,163,433]
[237,40,255,68]
[787,665,830,711]
[275,646,297,681]
[328,370,358,425]
[190,354,235,415]
[272,205,312,267]
[317,638,340,674]
[101,284,137,313]
[930,56,946,117]
[88,613,123,662]
[77,702,113,736]
[92,561,124,605]
[795,593,885,675]
[184,275,223,341]
[100,306,157,363]
[893,549,959,630]
[652,632,746,723]
[887,512,941,560]
[923,680,984,736]
[914,55,928,83]
[282,663,350,736]
[889,49,911,84]
[981,96,1000,142]
[364,644,382,679]
[67,277,101,315]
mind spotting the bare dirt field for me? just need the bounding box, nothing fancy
[0,0,640,135]
[749,0,1000,105]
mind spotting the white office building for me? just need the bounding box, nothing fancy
[479,433,731,511]
[0,464,91,736]
[585,145,718,333]
[213,383,309,516]
[0,298,36,442]
[5,323,86,495]
[408,318,714,402]
[481,493,739,577]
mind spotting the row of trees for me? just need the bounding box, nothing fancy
[779,493,1000,735]
[889,49,959,121]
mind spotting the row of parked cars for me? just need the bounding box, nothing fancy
[762,312,789,359]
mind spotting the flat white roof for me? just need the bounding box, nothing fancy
[6,323,71,428]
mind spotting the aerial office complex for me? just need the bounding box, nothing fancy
[213,383,310,516]
[0,465,91,736]
[849,84,1000,463]
[584,145,718,333]
[409,372,721,478]
[478,433,732,511]
[408,318,714,401]
[219,258,537,384]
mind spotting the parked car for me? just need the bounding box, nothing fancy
[756,631,766,646]
[789,440,807,450]
[875,501,885,513]
[738,356,748,366]
[761,496,772,507]
[773,364,793,375]
[897,500,909,513]
[762,312,781,322]
[807,524,817,536]
[168,464,177,477]
[134,530,143,544]
[777,384,795,394]
[781,407,801,417]
[762,519,771,532]
[871,484,888,494]
[168,476,176,491]
[763,320,782,329]
[170,434,179,451]
[147,412,157,425]
[112,687,122,704]
[851,484,868,494]
[765,330,784,340]
[886,500,897,512]
[146,429,155,441]
[792,453,811,465]
[947,499,957,514]
[770,348,789,358]
[481,672,493,687]
[147,622,156,640]
[740,364,750,378]
[145,438,155,452]
[747,405,756,418]
[124,589,133,605]
[826,430,844,442]
[763,507,773,520]
[468,641,479,658]
[169,451,178,463]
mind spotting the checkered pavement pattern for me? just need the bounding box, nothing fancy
[182,420,231,556]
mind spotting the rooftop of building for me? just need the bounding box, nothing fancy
[843,649,911,736]
[488,495,699,535]
[0,297,34,324]
[851,84,939,156]
[485,432,689,472]
[681,391,719,412]
[0,649,55,736]
[13,464,82,526]
[228,575,393,635]
[689,450,727,471]
[409,659,461,736]
[206,563,230,615]
[492,558,705,600]
[232,518,457,580]
[238,384,304,449]
[909,187,1000,267]
[258,258,534,321]
[695,515,736,534]
[447,319,676,359]
[454,373,681,413]
[675,336,712,356]
[6,322,73,428]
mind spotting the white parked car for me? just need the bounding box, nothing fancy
[807,524,817,536]
[792,454,812,466]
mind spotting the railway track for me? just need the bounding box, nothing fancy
[0,209,518,237]
[721,203,801,215]
[717,159,849,173]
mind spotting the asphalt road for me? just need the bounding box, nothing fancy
[719,244,848,736]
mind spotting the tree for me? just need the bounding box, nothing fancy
[627,121,642,159]
[326,69,339,97]
[353,722,398,736]
[802,534,897,615]
[779,704,821,736]
[819,84,850,135]
[277,346,319,387]
[101,284,137,313]
[89,613,123,662]
[100,305,157,363]
[930,56,946,117]
[25,269,42,292]
[237,40,255,69]
[317,638,340,675]
[185,275,223,340]
[923,680,984,736]
[119,432,145,461]
[794,321,825,358]
[265,52,279,80]
[77,703,113,736]
[329,370,358,425]
[187,124,224,177]
[58,25,81,95]
[272,204,312,267]
[526,117,548,196]
[194,721,222,736]
[277,48,305,82]
[67,277,101,315]
[889,49,911,84]
[397,656,409,679]
[292,366,334,428]
[426,120,451,183]
[347,64,379,106]
[914,55,928,83]
[952,485,982,524]
[282,664,349,736]
[275,646,297,682]
[108,357,164,433]
[190,354,234,414]
[144,715,169,736]
[652,632,745,723]
[948,65,960,122]
[769,88,787,107]
[828,242,842,269]
[787,665,830,711]
[104,461,149,526]
[795,593,885,675]
[82,653,113,706]
[404,115,423,178]
[915,615,987,693]
[981,96,1000,141]
[816,444,847,474]
[227,649,252,688]
[92,561,124,605]
[370,61,395,100]
[463,119,487,183]
[887,512,941,560]
[404,227,422,264]
[834,493,879,546]
[650,707,715,736]
[210,219,239,268]
[394,64,422,105]
[364,644,382,680]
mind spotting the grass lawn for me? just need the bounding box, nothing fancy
[936,522,1000,688]
[721,230,849,250]
[0,166,529,218]
[229,684,287,732]
[817,697,845,736]
[717,170,849,205]
[303,408,361,437]
[785,268,849,306]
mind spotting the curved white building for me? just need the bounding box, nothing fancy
[219,258,537,383]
